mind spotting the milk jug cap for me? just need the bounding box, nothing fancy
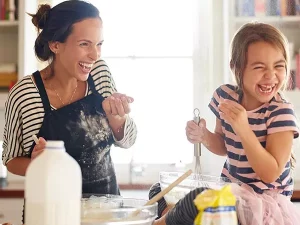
[46,140,65,150]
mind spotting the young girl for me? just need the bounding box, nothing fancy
[151,22,300,225]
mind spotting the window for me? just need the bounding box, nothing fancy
[52,0,198,166]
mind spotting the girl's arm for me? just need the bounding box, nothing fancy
[239,128,294,183]
[204,118,227,156]
[219,99,298,183]
[186,118,227,156]
[205,85,233,156]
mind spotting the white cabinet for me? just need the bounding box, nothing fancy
[0,198,23,225]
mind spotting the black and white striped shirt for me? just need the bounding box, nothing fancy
[149,182,204,224]
[2,60,137,165]
[165,187,204,225]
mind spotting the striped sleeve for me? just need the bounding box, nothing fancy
[90,59,137,148]
[208,87,221,119]
[208,85,236,120]
[90,59,116,97]
[2,76,47,165]
[266,102,299,139]
[165,187,207,225]
[208,84,241,120]
[2,83,24,165]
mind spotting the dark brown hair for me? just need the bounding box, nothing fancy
[28,0,101,62]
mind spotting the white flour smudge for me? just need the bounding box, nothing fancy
[96,145,110,164]
[78,110,112,147]
[66,110,115,182]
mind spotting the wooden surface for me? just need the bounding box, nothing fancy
[1,181,300,202]
[0,72,17,87]
[292,181,300,201]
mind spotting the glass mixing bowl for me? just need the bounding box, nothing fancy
[81,194,157,225]
[159,172,236,205]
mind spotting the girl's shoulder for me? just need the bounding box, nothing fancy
[268,92,296,112]
[213,84,240,102]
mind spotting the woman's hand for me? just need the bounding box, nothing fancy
[102,93,134,118]
[31,137,47,161]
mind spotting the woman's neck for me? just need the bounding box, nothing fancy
[42,64,78,92]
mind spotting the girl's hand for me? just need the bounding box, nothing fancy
[185,118,208,144]
[218,99,249,136]
[31,137,47,161]
[102,93,134,118]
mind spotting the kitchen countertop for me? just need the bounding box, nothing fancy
[1,181,300,201]
[0,181,152,198]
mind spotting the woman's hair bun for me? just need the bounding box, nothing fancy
[31,4,51,30]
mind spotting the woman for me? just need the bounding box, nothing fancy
[2,0,137,195]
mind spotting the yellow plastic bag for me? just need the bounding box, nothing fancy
[194,184,238,225]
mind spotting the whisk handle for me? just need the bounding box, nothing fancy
[193,115,201,157]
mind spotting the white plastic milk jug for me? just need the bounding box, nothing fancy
[25,140,82,225]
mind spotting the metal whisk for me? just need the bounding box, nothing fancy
[193,108,202,175]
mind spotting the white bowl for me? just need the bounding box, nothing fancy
[81,194,157,225]
[159,172,234,205]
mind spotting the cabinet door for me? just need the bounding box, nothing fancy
[0,198,23,224]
